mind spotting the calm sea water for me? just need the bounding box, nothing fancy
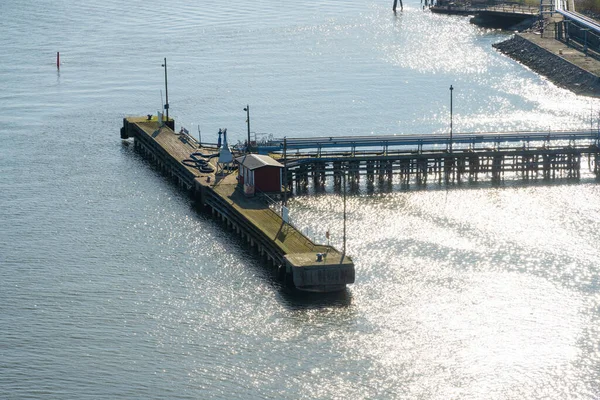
[1,0,600,399]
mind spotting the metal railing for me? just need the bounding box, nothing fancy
[432,1,538,15]
[253,189,320,249]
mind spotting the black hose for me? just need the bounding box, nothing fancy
[191,152,218,159]
[182,159,215,173]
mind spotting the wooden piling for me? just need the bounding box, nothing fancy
[281,144,599,192]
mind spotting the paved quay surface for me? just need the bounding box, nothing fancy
[521,21,600,77]
[493,14,600,97]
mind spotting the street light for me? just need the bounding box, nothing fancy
[161,58,169,123]
[342,167,347,263]
[283,136,288,207]
[449,85,454,154]
[243,105,251,152]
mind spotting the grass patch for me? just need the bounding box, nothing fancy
[576,0,600,15]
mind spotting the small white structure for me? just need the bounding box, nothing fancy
[216,129,234,175]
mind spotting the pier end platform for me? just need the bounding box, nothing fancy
[285,252,355,293]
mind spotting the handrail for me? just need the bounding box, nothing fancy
[432,2,538,14]
[554,0,600,35]
[253,188,319,249]
[260,129,596,150]
[280,143,600,168]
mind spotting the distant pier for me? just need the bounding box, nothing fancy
[120,117,355,293]
[429,0,538,29]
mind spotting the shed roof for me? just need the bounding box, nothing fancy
[235,154,283,170]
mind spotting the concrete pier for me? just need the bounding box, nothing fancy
[121,117,355,293]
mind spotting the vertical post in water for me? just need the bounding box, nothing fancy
[591,101,594,133]
[341,167,347,263]
[56,52,60,69]
[450,85,454,154]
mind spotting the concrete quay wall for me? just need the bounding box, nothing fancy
[493,33,600,97]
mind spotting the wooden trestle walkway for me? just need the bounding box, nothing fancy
[257,131,600,189]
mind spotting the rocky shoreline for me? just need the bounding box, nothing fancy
[493,34,600,97]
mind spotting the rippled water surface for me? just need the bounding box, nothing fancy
[1,0,600,399]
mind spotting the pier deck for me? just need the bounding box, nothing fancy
[212,183,324,255]
[121,117,355,292]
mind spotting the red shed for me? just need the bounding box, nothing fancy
[235,154,283,196]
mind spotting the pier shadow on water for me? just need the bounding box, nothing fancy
[292,171,600,198]
[123,142,353,305]
[278,286,353,310]
[189,198,353,307]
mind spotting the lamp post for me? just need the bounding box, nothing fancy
[343,172,346,259]
[283,136,288,207]
[243,105,251,153]
[341,166,347,263]
[449,85,454,154]
[161,58,169,123]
